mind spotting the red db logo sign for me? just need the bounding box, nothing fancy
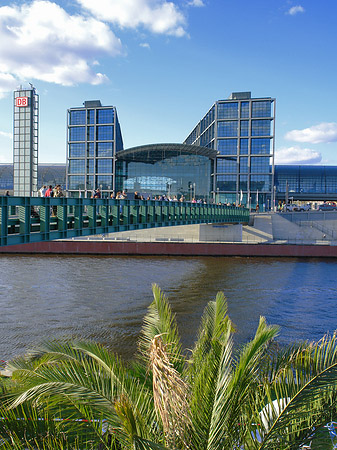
[16,97,28,107]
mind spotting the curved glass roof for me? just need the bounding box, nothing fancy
[117,143,217,163]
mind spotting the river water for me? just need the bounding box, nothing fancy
[0,255,336,361]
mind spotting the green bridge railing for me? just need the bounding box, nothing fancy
[0,196,250,247]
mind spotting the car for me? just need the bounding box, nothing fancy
[318,203,337,211]
[293,204,311,212]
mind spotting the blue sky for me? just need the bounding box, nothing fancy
[0,0,336,165]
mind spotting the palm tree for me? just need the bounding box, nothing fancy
[1,284,337,449]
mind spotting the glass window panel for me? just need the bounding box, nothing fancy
[216,157,237,173]
[240,102,249,118]
[216,175,236,192]
[88,143,95,157]
[250,157,270,173]
[217,139,237,155]
[97,142,113,157]
[217,102,238,119]
[252,100,271,118]
[69,127,85,141]
[240,120,249,137]
[251,120,271,137]
[251,138,271,155]
[97,109,114,124]
[239,175,248,191]
[70,110,86,125]
[240,139,248,155]
[69,159,85,174]
[88,126,94,141]
[97,159,113,173]
[250,174,271,192]
[96,175,113,189]
[69,143,85,157]
[239,157,248,173]
[87,159,94,174]
[217,121,238,137]
[97,125,113,141]
[68,176,85,190]
[87,110,95,124]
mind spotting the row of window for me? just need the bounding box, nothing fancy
[216,157,271,174]
[217,138,271,155]
[69,126,114,142]
[217,119,272,137]
[68,175,113,190]
[69,142,114,158]
[216,174,271,192]
[217,100,272,119]
[68,159,113,174]
[69,108,115,125]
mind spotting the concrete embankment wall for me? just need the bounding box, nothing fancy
[1,240,337,258]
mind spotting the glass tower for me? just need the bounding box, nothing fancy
[13,86,39,196]
[66,100,124,197]
[184,92,275,209]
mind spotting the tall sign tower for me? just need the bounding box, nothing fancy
[13,85,39,196]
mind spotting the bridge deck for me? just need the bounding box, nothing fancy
[0,196,249,247]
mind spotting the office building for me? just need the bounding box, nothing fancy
[66,100,124,197]
[13,85,39,196]
[184,92,275,209]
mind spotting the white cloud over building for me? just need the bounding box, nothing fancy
[285,122,337,144]
[275,146,322,165]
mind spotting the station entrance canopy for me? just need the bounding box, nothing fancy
[116,143,217,202]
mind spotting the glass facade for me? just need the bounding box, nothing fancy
[184,92,275,209]
[117,144,215,201]
[67,100,123,196]
[275,166,337,198]
[13,87,39,196]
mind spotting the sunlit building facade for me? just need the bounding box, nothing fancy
[184,92,275,208]
[66,100,124,197]
[13,86,39,196]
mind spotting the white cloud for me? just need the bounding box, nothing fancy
[287,5,305,15]
[0,72,18,98]
[0,1,122,92]
[140,42,151,49]
[187,0,205,6]
[285,122,337,144]
[76,0,187,37]
[275,146,322,165]
[0,131,12,139]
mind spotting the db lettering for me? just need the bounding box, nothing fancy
[16,97,28,107]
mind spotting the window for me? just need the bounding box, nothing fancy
[68,159,85,174]
[216,158,237,173]
[251,138,271,155]
[69,127,85,141]
[97,142,113,157]
[96,175,113,189]
[70,110,86,125]
[97,109,114,124]
[97,125,113,141]
[217,102,238,119]
[217,139,237,155]
[216,175,236,192]
[69,143,85,157]
[97,159,113,173]
[240,139,248,155]
[250,157,270,173]
[87,109,95,124]
[252,101,271,118]
[240,120,249,137]
[68,176,85,190]
[88,126,94,141]
[88,143,95,157]
[217,121,238,137]
[239,157,248,173]
[239,175,248,191]
[240,102,249,118]
[87,159,94,174]
[250,175,271,192]
[251,120,271,137]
